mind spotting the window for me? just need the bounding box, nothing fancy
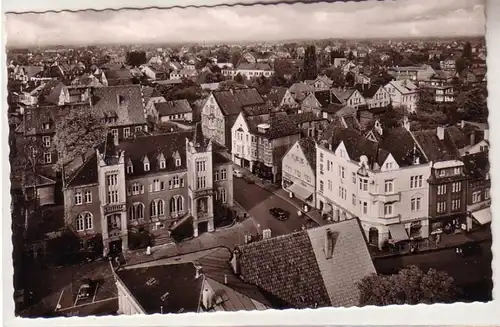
[485,188,490,200]
[221,169,227,180]
[453,167,461,175]
[214,170,219,181]
[124,127,131,138]
[160,160,166,169]
[42,136,51,147]
[437,185,447,195]
[452,182,461,193]
[472,191,481,203]
[411,197,421,212]
[319,164,324,175]
[131,183,140,195]
[410,175,423,188]
[352,194,356,206]
[76,212,93,231]
[43,152,52,164]
[219,188,227,203]
[319,152,324,162]
[144,162,150,172]
[359,178,368,191]
[451,199,461,211]
[173,176,180,188]
[338,186,347,200]
[385,162,393,170]
[111,129,118,141]
[43,123,51,130]
[127,164,133,174]
[384,180,394,193]
[197,176,206,189]
[362,201,368,214]
[151,199,165,217]
[84,190,92,203]
[384,204,393,216]
[438,169,446,177]
[437,201,446,213]
[319,180,324,193]
[196,160,206,172]
[75,191,83,205]
[170,196,184,214]
[338,166,345,179]
[352,172,356,184]
[175,158,181,167]
[107,190,118,204]
[328,180,332,191]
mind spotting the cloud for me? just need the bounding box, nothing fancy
[5,0,486,47]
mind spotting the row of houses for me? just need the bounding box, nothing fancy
[281,117,490,249]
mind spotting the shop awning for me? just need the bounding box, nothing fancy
[472,207,492,225]
[288,183,312,200]
[389,224,409,243]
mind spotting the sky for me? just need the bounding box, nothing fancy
[5,0,486,47]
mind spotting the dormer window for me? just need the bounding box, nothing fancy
[127,164,133,174]
[43,122,51,130]
[175,158,181,167]
[143,156,150,172]
[160,160,166,169]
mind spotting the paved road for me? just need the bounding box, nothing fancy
[374,240,493,302]
[233,177,312,237]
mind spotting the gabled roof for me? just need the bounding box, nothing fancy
[39,80,66,105]
[289,112,326,125]
[246,112,300,140]
[378,127,428,167]
[235,220,376,308]
[104,69,134,83]
[386,79,419,95]
[354,83,381,99]
[288,82,314,101]
[212,88,265,116]
[23,104,81,136]
[412,129,461,162]
[236,63,273,71]
[17,66,44,78]
[91,85,147,126]
[298,137,317,172]
[462,151,489,180]
[154,99,192,117]
[331,88,356,103]
[266,86,288,105]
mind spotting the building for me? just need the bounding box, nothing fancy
[463,151,491,229]
[413,127,468,236]
[115,247,272,314]
[223,63,274,80]
[201,88,265,152]
[62,125,234,255]
[440,56,457,72]
[231,112,300,183]
[151,99,193,122]
[282,137,317,208]
[266,86,298,108]
[388,64,436,82]
[102,68,134,86]
[140,65,169,81]
[331,87,367,110]
[384,79,419,113]
[316,120,431,249]
[289,111,329,139]
[305,75,334,91]
[354,84,391,109]
[241,51,277,64]
[230,220,376,308]
[12,65,45,82]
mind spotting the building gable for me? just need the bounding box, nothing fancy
[381,153,400,171]
[283,140,315,179]
[334,141,351,161]
[231,112,250,135]
[302,93,322,109]
[202,93,224,119]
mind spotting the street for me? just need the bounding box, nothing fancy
[233,176,314,237]
[374,240,493,302]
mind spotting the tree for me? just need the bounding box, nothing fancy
[51,106,107,176]
[249,76,272,95]
[461,85,488,123]
[380,104,402,130]
[216,47,231,63]
[231,50,242,67]
[126,50,147,67]
[455,57,469,75]
[347,50,355,61]
[358,265,459,306]
[462,41,473,59]
[302,45,318,80]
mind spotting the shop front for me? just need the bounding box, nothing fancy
[471,207,492,228]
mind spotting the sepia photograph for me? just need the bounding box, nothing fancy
[3,0,492,321]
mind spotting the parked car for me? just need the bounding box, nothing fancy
[76,278,93,301]
[269,207,290,221]
[455,241,482,257]
[233,169,243,178]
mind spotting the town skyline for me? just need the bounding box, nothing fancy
[6,0,485,47]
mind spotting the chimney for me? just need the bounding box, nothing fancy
[160,306,163,314]
[195,265,202,279]
[484,129,489,141]
[436,126,445,140]
[470,132,476,146]
[460,120,465,129]
[224,274,228,285]
[229,88,234,95]
[324,228,335,259]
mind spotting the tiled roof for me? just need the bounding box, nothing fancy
[266,86,288,105]
[314,90,335,108]
[40,80,66,105]
[413,129,461,162]
[378,127,428,167]
[235,220,376,308]
[104,69,133,82]
[91,85,147,126]
[237,63,273,71]
[246,112,300,140]
[331,88,355,103]
[387,79,418,95]
[354,83,380,99]
[212,88,265,116]
[288,82,314,101]
[247,51,276,60]
[67,154,99,187]
[23,104,83,136]
[154,99,193,116]
[117,263,203,314]
[298,137,317,172]
[141,86,161,103]
[289,112,325,125]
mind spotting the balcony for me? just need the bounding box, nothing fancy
[104,203,126,214]
[370,192,401,203]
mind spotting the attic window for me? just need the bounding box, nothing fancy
[160,159,166,169]
[127,164,133,174]
[175,158,181,167]
[144,162,150,171]
[43,123,51,130]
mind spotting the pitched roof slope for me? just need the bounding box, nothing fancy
[413,129,461,162]
[91,85,147,126]
[298,137,317,172]
[212,88,265,116]
[154,99,192,116]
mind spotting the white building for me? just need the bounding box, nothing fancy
[315,120,431,249]
[384,80,419,113]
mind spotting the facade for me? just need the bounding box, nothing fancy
[432,85,455,103]
[281,137,317,208]
[140,65,169,81]
[63,126,234,255]
[388,65,436,82]
[331,88,367,110]
[316,122,431,249]
[241,51,277,64]
[201,88,265,152]
[384,79,419,113]
[266,87,298,108]
[151,99,193,122]
[463,151,491,228]
[222,63,274,80]
[231,112,300,183]
[354,84,391,109]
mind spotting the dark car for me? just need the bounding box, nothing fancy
[269,207,290,221]
[456,241,482,257]
[76,278,94,301]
